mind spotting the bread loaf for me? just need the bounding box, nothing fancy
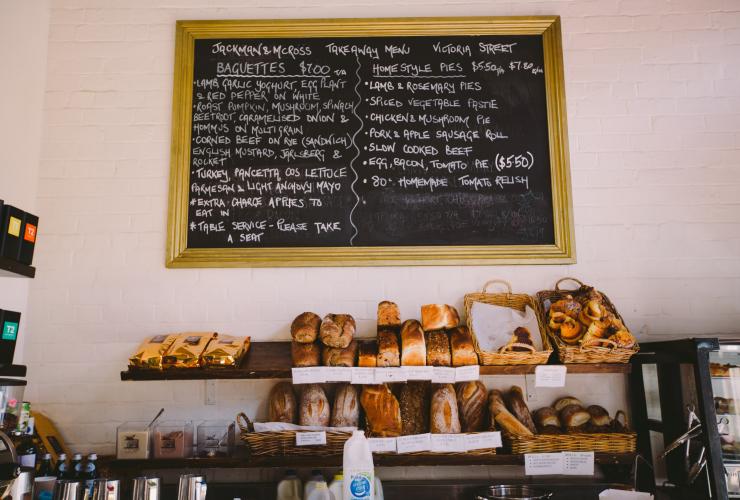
[421,304,460,331]
[268,382,297,424]
[291,312,322,343]
[291,341,321,367]
[426,331,451,366]
[358,340,378,367]
[377,328,400,367]
[534,407,560,433]
[450,326,478,366]
[553,397,582,413]
[560,404,591,430]
[400,320,426,366]
[431,383,461,433]
[377,301,401,327]
[399,382,429,435]
[330,384,359,428]
[506,386,537,434]
[322,340,358,367]
[587,405,611,428]
[455,381,487,432]
[320,314,355,348]
[360,385,402,437]
[488,389,533,437]
[299,384,330,427]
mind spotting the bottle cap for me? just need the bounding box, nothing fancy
[72,454,82,460]
[58,453,67,459]
[88,453,97,460]
[43,453,51,459]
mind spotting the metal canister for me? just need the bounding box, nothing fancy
[51,480,83,500]
[89,479,120,500]
[131,477,160,500]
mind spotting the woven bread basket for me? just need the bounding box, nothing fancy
[237,413,351,457]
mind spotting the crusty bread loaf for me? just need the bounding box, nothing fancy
[291,312,322,343]
[320,314,355,348]
[330,384,359,428]
[400,320,426,366]
[560,404,591,430]
[299,384,330,427]
[421,304,460,331]
[291,341,321,367]
[377,328,400,367]
[377,301,401,328]
[488,389,533,437]
[450,326,478,366]
[322,340,358,367]
[430,383,461,433]
[553,397,583,413]
[506,386,537,434]
[455,381,487,432]
[268,382,297,424]
[358,340,378,367]
[534,407,560,433]
[399,381,429,435]
[360,384,401,437]
[426,331,451,367]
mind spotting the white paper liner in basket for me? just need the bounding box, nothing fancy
[470,301,542,352]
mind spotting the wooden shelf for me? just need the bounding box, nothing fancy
[0,365,26,378]
[0,256,35,279]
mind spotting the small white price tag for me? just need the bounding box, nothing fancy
[535,365,567,387]
[374,368,407,383]
[465,431,502,451]
[351,367,375,385]
[430,434,468,453]
[524,453,564,475]
[296,431,327,446]
[324,367,352,382]
[431,366,456,383]
[454,365,480,382]
[563,451,594,476]
[402,366,434,380]
[291,367,326,384]
[368,437,397,453]
[396,433,431,454]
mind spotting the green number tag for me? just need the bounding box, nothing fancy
[2,322,18,341]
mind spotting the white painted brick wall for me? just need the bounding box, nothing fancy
[19,0,740,456]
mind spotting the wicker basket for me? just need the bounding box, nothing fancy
[237,413,351,457]
[505,431,636,454]
[535,278,639,364]
[464,280,552,366]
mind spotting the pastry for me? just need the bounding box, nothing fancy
[587,405,611,430]
[430,384,461,434]
[268,382,297,424]
[548,311,568,330]
[609,328,636,349]
[500,326,535,353]
[360,385,402,437]
[550,295,581,319]
[506,386,537,434]
[399,382,429,435]
[322,340,358,367]
[579,300,604,325]
[299,384,330,427]
[488,390,533,436]
[330,384,359,428]
[456,381,487,432]
[291,341,321,367]
[377,301,401,328]
[291,312,322,343]
[421,304,460,331]
[450,326,478,366]
[534,407,561,433]
[400,320,426,366]
[377,328,401,367]
[580,321,608,347]
[560,404,591,430]
[426,331,452,366]
[358,340,378,367]
[319,314,355,348]
[558,318,583,345]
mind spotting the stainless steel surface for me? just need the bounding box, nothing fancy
[52,480,82,500]
[475,486,554,500]
[90,479,119,500]
[132,477,160,500]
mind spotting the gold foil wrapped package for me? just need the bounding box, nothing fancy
[129,334,178,370]
[201,335,251,368]
[162,333,217,369]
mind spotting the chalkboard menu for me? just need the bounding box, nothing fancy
[167,17,574,267]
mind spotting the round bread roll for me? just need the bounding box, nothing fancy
[268,382,297,424]
[553,397,583,412]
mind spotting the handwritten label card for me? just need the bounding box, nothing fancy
[324,367,352,382]
[524,453,564,475]
[430,434,468,453]
[431,367,456,384]
[296,431,327,446]
[563,451,594,475]
[351,368,376,385]
[368,437,397,453]
[403,366,434,380]
[292,367,326,384]
[535,365,567,387]
[454,365,480,382]
[396,433,431,454]
[374,368,407,384]
[465,431,502,451]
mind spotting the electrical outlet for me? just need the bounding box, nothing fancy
[524,374,539,403]
[205,380,217,405]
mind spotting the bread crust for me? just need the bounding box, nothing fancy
[401,320,426,366]
[299,384,330,427]
[360,384,402,437]
[430,383,461,434]
[268,382,297,423]
[320,314,355,348]
[291,312,322,343]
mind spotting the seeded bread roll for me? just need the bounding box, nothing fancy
[400,319,426,366]
[506,386,537,435]
[291,341,321,367]
[358,340,378,367]
[291,312,322,343]
[430,383,461,434]
[322,340,358,367]
[377,328,400,367]
[455,381,487,432]
[426,331,452,367]
[299,384,330,427]
[421,304,460,331]
[450,326,478,366]
[399,382,430,435]
[377,301,401,328]
[320,314,355,348]
[360,384,402,437]
[268,382,297,424]
[330,384,359,428]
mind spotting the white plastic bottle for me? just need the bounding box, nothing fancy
[307,480,331,500]
[342,430,374,500]
[374,477,383,500]
[328,473,343,500]
[277,469,303,500]
[304,470,324,499]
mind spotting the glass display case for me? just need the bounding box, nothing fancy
[710,343,740,496]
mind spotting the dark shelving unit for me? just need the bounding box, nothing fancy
[0,256,35,279]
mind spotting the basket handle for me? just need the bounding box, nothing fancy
[482,279,513,294]
[555,277,586,291]
[236,412,253,433]
[615,410,629,431]
[499,342,536,354]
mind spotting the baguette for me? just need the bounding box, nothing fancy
[400,320,426,366]
[506,386,537,435]
[488,389,533,437]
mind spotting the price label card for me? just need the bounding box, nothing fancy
[368,437,397,453]
[374,368,407,383]
[524,453,564,475]
[431,367,456,383]
[535,365,567,387]
[296,431,327,446]
[563,451,594,476]
[430,434,468,453]
[292,367,326,384]
[324,367,352,382]
[465,431,502,451]
[351,367,376,385]
[396,433,431,454]
[455,365,480,382]
[403,366,434,380]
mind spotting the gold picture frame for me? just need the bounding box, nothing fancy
[167,16,575,267]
